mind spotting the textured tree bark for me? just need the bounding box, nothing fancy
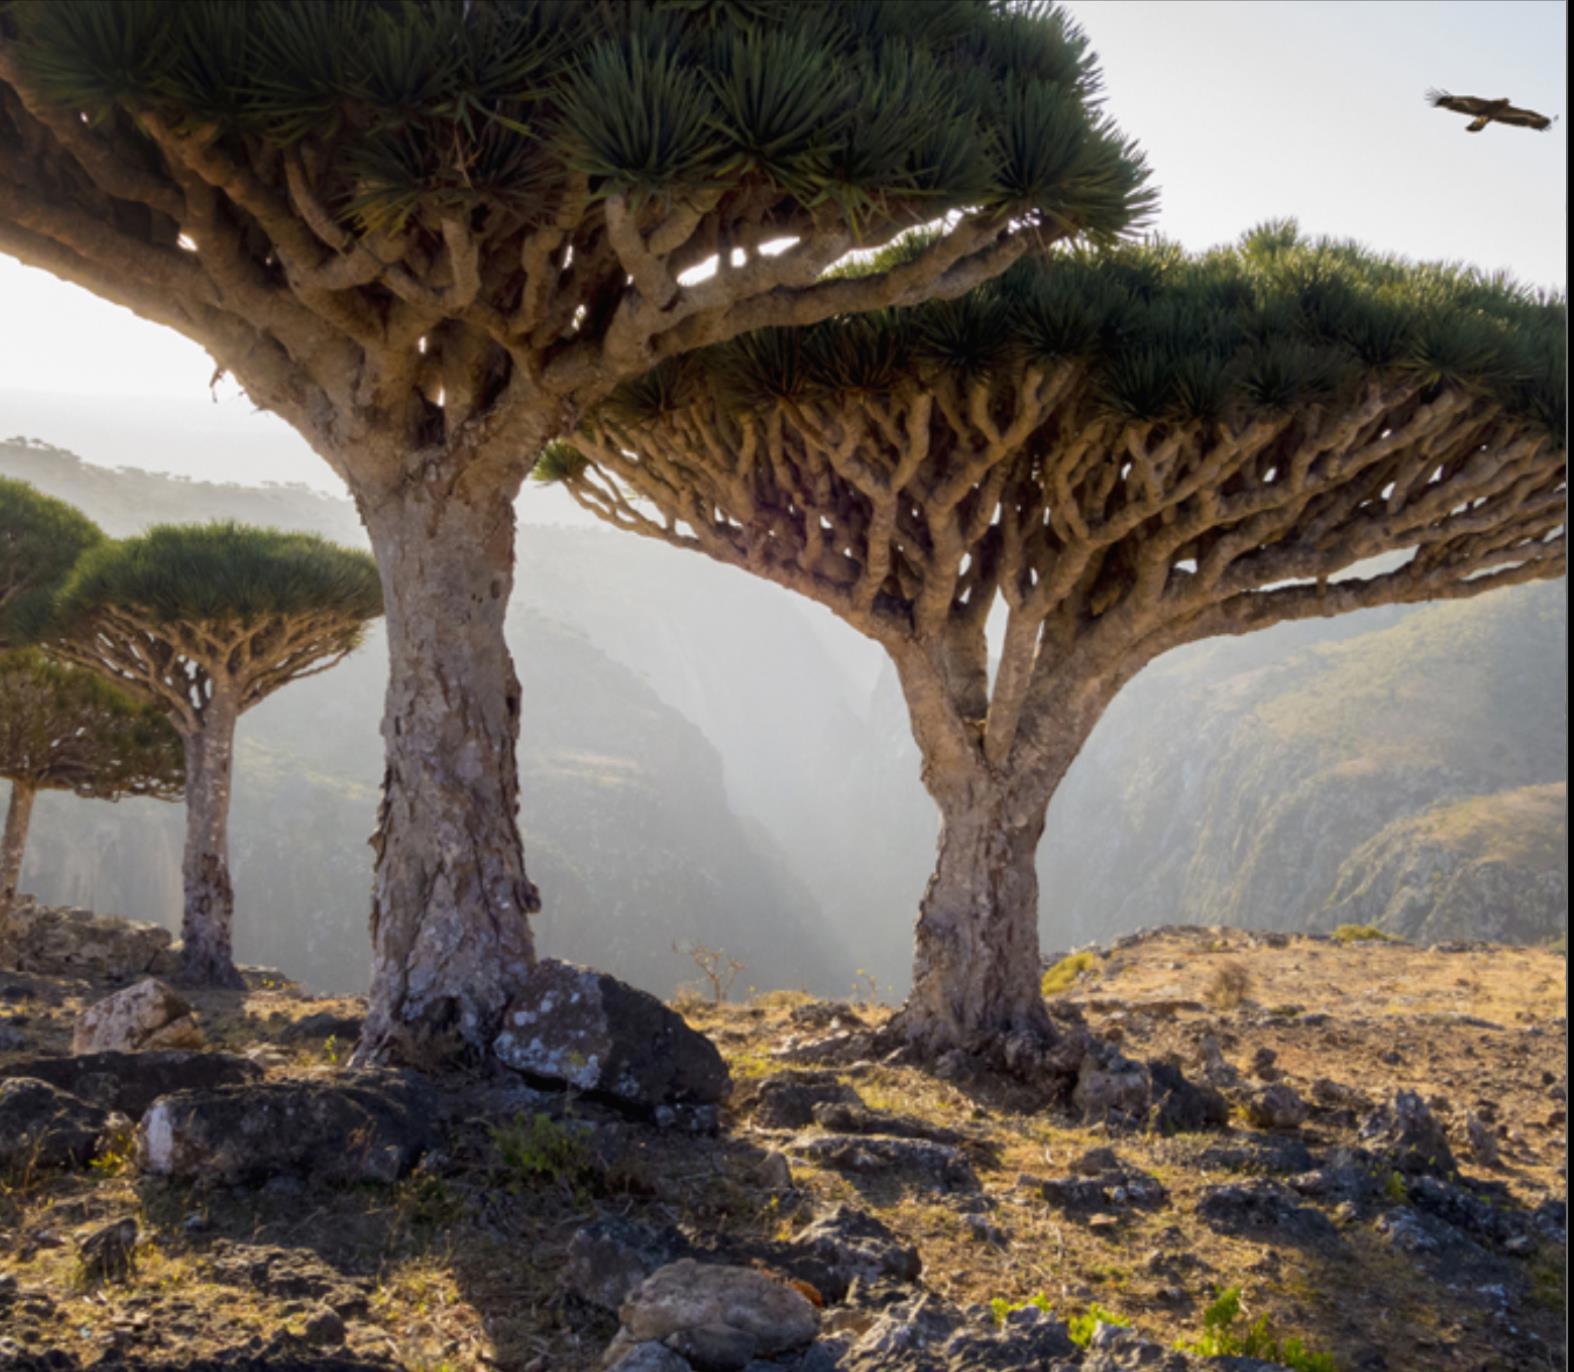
[893,769,1054,1056]
[1,779,36,918]
[890,661,1119,1060]
[355,474,540,1065]
[177,699,243,988]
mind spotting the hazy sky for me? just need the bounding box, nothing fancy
[0,0,1564,497]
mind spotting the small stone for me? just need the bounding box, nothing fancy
[1464,1114,1500,1167]
[1245,1083,1308,1131]
[303,1305,346,1346]
[757,1150,794,1191]
[784,1203,921,1300]
[77,1217,137,1283]
[608,1260,817,1369]
[73,978,202,1054]
[566,1218,691,1313]
[1072,1146,1121,1176]
[1359,1090,1457,1176]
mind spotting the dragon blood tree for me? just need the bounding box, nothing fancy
[545,227,1567,1063]
[0,474,103,647]
[0,0,1152,1060]
[0,649,184,922]
[38,524,382,986]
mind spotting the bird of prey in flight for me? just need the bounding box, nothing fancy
[1427,90,1556,132]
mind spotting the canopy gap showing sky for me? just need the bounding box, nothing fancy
[0,0,1564,496]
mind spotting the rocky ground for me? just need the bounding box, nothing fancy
[0,906,1566,1372]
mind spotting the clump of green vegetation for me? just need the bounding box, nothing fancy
[488,1113,593,1194]
[1177,1287,1337,1371]
[1333,923,1393,944]
[1066,1303,1132,1348]
[1042,951,1099,997]
[1205,959,1252,1010]
[990,1292,1052,1324]
[988,1296,1131,1348]
[1528,1244,1566,1312]
[1382,1170,1408,1205]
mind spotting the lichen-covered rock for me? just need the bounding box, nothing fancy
[1147,1060,1229,1133]
[1244,1083,1308,1131]
[1359,1090,1457,1176]
[834,1291,1078,1370]
[1073,1052,1150,1126]
[748,1071,862,1130]
[0,899,178,981]
[77,1217,137,1283]
[0,1077,115,1171]
[73,978,202,1053]
[1039,1157,1167,1214]
[566,1217,692,1313]
[0,1050,260,1119]
[604,1260,817,1371]
[784,1203,921,1300]
[788,1133,978,1190]
[135,1074,435,1184]
[494,959,729,1110]
[1196,1181,1337,1241]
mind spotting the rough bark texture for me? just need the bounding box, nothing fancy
[356,476,539,1064]
[1,777,35,917]
[888,652,1117,1057]
[176,699,242,988]
[898,771,1051,1055]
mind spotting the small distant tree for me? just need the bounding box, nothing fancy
[0,475,102,647]
[547,228,1566,1062]
[0,649,184,922]
[38,524,382,986]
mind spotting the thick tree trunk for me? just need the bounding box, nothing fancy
[1,779,36,918]
[889,660,1118,1061]
[356,475,539,1065]
[892,770,1056,1056]
[177,701,244,988]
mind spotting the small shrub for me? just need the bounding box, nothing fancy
[673,940,745,1005]
[1042,951,1099,997]
[1178,1286,1336,1371]
[1382,1170,1408,1204]
[488,1112,593,1193]
[1066,1303,1132,1348]
[1205,960,1252,1010]
[990,1292,1052,1324]
[1333,923,1392,944]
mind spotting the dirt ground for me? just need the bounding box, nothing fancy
[0,925,1565,1371]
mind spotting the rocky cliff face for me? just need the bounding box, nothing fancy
[1323,783,1567,943]
[1041,579,1567,946]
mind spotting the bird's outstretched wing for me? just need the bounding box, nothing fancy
[1495,104,1555,130]
[1427,88,1492,115]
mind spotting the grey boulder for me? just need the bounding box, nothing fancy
[495,959,730,1110]
[0,1050,261,1120]
[136,1073,436,1184]
[604,1260,818,1371]
[0,1076,118,1171]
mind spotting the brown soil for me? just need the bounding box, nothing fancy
[0,926,1566,1371]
